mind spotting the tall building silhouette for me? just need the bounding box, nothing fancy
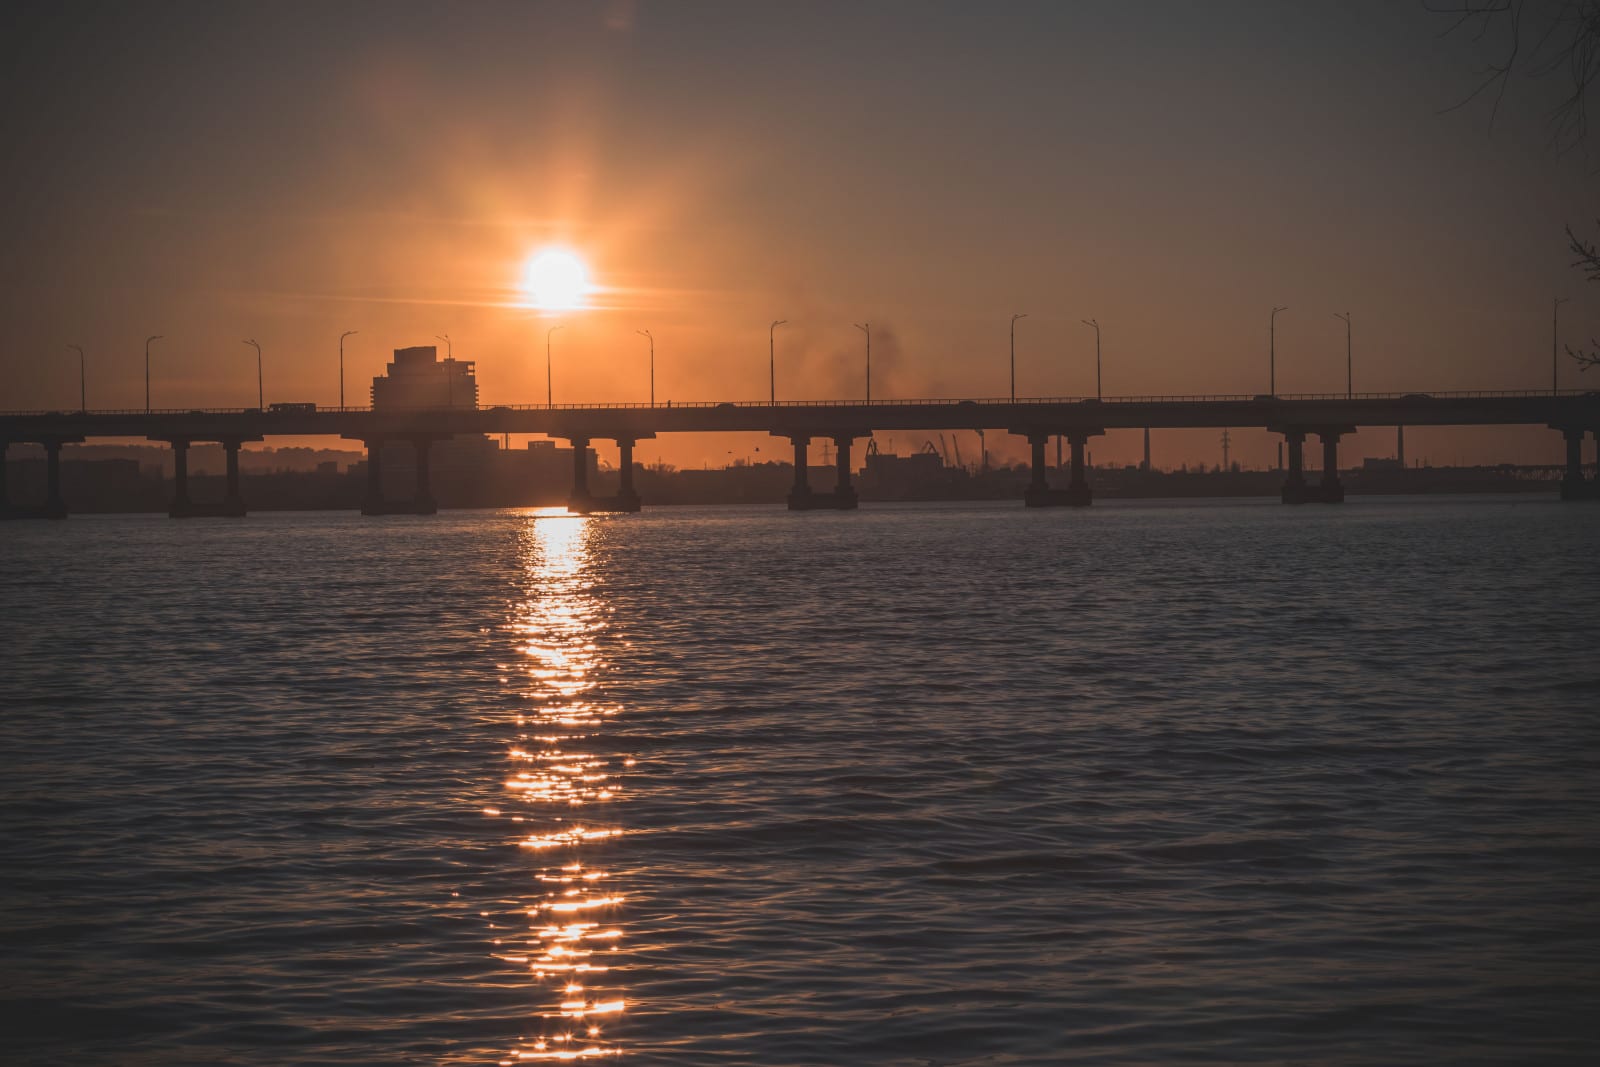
[371,346,478,410]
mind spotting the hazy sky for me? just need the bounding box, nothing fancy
[3,1,1595,468]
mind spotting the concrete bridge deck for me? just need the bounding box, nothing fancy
[3,390,1598,516]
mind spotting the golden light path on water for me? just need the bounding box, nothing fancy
[495,511,629,1063]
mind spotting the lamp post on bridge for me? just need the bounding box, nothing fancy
[1010,313,1027,402]
[66,345,85,412]
[1334,312,1352,398]
[854,322,871,403]
[1080,318,1101,399]
[769,319,786,404]
[243,339,263,409]
[546,325,564,409]
[339,330,357,410]
[1270,306,1287,396]
[637,329,654,407]
[145,335,162,413]
[435,334,453,408]
[1554,297,1568,395]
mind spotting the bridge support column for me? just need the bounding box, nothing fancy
[833,435,859,509]
[784,432,859,510]
[787,436,812,509]
[361,438,387,515]
[1023,432,1075,507]
[44,440,67,519]
[1317,430,1346,503]
[1280,430,1311,504]
[1065,432,1093,506]
[1560,428,1590,501]
[1016,427,1100,506]
[567,437,593,513]
[219,439,247,517]
[412,437,438,514]
[0,442,8,513]
[168,439,192,518]
[616,438,641,511]
[1024,434,1049,506]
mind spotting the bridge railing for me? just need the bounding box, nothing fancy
[2,388,1594,418]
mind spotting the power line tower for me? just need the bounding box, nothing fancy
[1221,428,1232,472]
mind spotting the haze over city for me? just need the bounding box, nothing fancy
[4,1,1596,469]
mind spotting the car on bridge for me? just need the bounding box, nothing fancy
[268,402,318,413]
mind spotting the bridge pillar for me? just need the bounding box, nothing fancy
[1317,430,1346,504]
[218,439,248,517]
[787,435,812,508]
[44,440,67,519]
[412,436,438,514]
[1016,427,1100,506]
[1280,430,1310,504]
[1023,432,1063,507]
[568,437,592,512]
[1560,428,1589,501]
[168,439,192,518]
[361,438,386,515]
[785,432,859,510]
[616,438,641,511]
[0,441,8,512]
[1065,432,1093,506]
[833,435,859,509]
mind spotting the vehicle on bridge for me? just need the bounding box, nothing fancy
[268,402,318,414]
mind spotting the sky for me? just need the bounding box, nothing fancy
[2,0,1596,470]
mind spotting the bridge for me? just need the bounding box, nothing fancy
[3,390,1597,517]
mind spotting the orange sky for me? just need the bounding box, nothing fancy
[3,2,1596,470]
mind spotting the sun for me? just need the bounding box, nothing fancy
[521,247,591,310]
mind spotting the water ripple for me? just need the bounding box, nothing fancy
[1,499,1597,1065]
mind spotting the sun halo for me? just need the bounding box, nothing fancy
[521,248,591,310]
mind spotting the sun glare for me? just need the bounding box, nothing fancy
[522,248,591,310]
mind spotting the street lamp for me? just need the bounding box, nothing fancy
[1269,306,1288,396]
[637,329,654,407]
[435,334,455,408]
[1554,297,1569,395]
[243,339,262,409]
[1080,318,1101,399]
[339,330,358,409]
[769,319,786,404]
[66,345,85,412]
[547,325,564,408]
[853,322,871,403]
[1334,312,1352,398]
[1010,313,1027,402]
[145,335,162,412]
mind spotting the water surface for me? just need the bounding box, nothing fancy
[2,497,1597,1065]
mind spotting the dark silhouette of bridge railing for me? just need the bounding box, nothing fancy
[3,390,1597,518]
[4,387,1593,419]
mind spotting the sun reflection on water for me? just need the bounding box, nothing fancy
[494,512,628,1062]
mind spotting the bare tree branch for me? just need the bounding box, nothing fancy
[1431,0,1600,152]
[1569,219,1600,369]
